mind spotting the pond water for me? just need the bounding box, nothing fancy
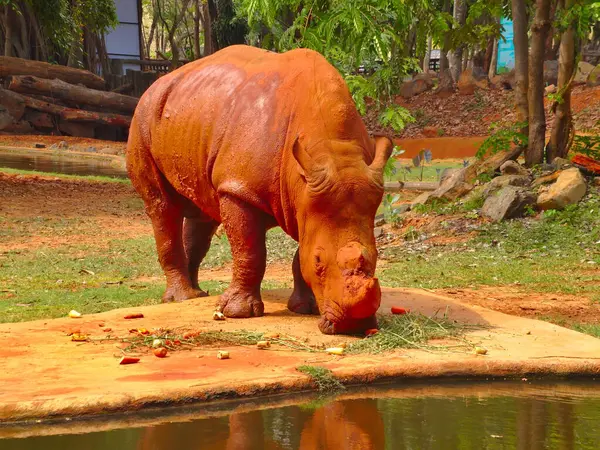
[2,381,600,449]
[0,149,127,179]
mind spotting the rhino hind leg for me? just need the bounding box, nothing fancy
[288,249,319,315]
[183,215,218,292]
[216,194,266,318]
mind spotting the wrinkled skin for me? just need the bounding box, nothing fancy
[127,45,392,335]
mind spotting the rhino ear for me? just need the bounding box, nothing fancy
[292,136,312,178]
[369,135,394,173]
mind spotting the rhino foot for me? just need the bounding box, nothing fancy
[162,286,209,303]
[218,288,264,318]
[288,290,319,315]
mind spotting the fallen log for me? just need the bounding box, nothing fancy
[9,75,138,114]
[0,56,105,90]
[0,88,26,121]
[572,154,600,175]
[1,89,131,127]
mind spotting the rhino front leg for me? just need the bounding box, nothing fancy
[288,249,319,315]
[217,194,266,318]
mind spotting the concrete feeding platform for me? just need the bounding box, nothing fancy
[1,288,600,423]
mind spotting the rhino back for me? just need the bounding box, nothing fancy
[134,46,368,225]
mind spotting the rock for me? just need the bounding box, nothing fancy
[411,191,432,207]
[98,147,121,155]
[552,157,571,169]
[57,140,69,149]
[482,174,532,198]
[537,168,587,210]
[545,84,556,94]
[375,217,386,227]
[399,78,432,99]
[587,65,600,87]
[575,61,596,83]
[396,203,411,214]
[430,167,474,201]
[0,107,14,130]
[481,186,536,222]
[439,167,462,184]
[422,126,439,138]
[58,121,95,138]
[594,177,600,187]
[458,69,489,95]
[490,70,516,90]
[49,143,58,150]
[500,160,529,176]
[34,142,46,148]
[85,146,97,153]
[543,60,559,85]
[374,227,384,238]
[532,171,561,187]
[435,69,455,98]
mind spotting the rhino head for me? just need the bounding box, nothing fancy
[293,135,393,334]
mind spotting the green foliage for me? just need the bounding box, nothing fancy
[477,122,528,159]
[235,0,436,131]
[572,120,600,160]
[379,105,415,132]
[296,365,345,392]
[383,145,406,180]
[554,0,600,38]
[347,312,470,354]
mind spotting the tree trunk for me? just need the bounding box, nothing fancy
[544,0,559,60]
[449,0,467,82]
[3,6,13,57]
[9,75,137,114]
[483,38,494,74]
[488,39,498,79]
[0,88,131,127]
[439,0,452,72]
[526,0,552,167]
[512,0,530,149]
[546,0,575,162]
[0,56,105,89]
[423,36,432,72]
[193,0,201,59]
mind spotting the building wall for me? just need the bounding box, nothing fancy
[496,18,516,73]
[105,0,142,74]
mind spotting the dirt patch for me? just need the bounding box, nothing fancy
[0,171,149,251]
[439,286,600,324]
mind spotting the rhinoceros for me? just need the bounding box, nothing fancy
[126,45,392,334]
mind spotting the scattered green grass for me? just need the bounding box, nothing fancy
[0,228,295,323]
[381,190,600,297]
[573,324,600,338]
[0,167,129,183]
[347,312,471,354]
[297,365,345,393]
[388,160,466,183]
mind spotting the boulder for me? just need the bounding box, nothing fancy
[413,72,436,86]
[481,186,536,222]
[57,140,69,150]
[552,157,571,169]
[500,160,529,176]
[532,171,562,187]
[411,191,432,207]
[575,61,596,83]
[587,65,600,87]
[399,78,432,99]
[458,69,487,95]
[545,84,556,94]
[490,70,516,90]
[430,167,474,201]
[537,168,587,210]
[435,69,455,98]
[543,60,559,85]
[482,174,532,198]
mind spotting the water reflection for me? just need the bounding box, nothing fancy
[2,387,600,450]
[0,150,127,178]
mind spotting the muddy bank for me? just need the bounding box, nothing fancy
[1,288,600,423]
